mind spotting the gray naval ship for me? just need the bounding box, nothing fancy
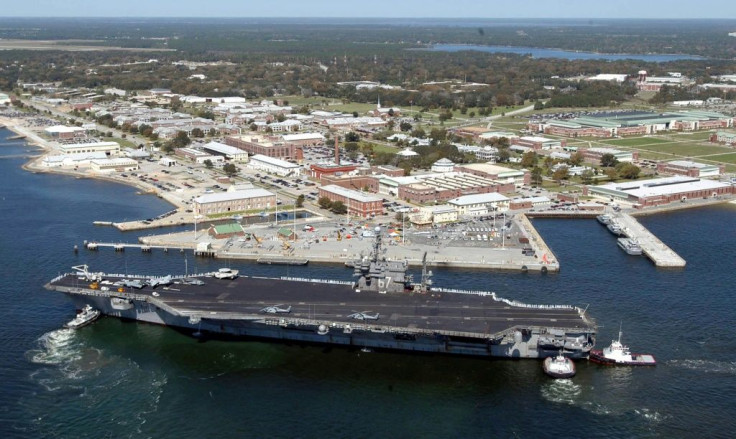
[46,228,596,359]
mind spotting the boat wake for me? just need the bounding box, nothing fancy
[21,329,168,438]
[541,379,666,422]
[668,359,736,375]
[540,378,582,405]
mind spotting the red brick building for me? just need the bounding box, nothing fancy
[318,185,383,218]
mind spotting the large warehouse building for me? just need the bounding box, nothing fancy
[588,176,734,207]
[193,188,276,216]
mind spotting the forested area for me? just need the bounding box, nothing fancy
[0,18,733,109]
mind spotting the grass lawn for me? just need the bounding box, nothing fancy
[364,142,399,154]
[605,137,671,147]
[109,137,137,148]
[701,152,736,165]
[631,143,733,157]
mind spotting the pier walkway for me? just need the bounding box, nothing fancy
[613,213,686,268]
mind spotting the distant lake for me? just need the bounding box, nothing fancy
[418,44,704,62]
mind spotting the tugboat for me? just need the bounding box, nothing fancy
[64,304,101,329]
[589,326,656,366]
[543,351,576,378]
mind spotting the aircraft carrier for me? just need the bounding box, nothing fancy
[45,229,596,359]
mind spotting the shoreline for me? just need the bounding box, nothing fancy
[3,123,734,272]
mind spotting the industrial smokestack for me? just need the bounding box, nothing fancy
[334,135,340,165]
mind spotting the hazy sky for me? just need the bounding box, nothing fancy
[4,0,736,19]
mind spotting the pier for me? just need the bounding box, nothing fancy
[85,241,189,253]
[613,213,686,268]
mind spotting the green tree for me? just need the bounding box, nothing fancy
[552,167,569,183]
[223,163,239,177]
[204,159,213,169]
[331,200,347,214]
[345,131,360,142]
[531,166,543,186]
[615,162,641,180]
[171,131,191,148]
[318,196,332,210]
[190,128,204,138]
[521,151,538,168]
[296,194,305,208]
[604,168,618,181]
[569,151,584,166]
[600,153,619,168]
[533,100,545,110]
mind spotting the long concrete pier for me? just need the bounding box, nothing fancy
[613,213,686,268]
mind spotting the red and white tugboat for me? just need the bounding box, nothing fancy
[589,326,656,366]
[543,351,576,378]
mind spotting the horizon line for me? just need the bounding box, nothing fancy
[1,16,734,21]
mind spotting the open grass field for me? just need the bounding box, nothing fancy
[629,142,733,157]
[605,137,671,147]
[701,153,736,165]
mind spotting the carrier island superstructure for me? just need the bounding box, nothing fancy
[45,229,597,359]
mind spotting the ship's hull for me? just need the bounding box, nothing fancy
[47,264,596,361]
[62,291,593,360]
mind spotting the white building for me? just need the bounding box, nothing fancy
[202,141,249,162]
[431,158,455,173]
[41,151,108,168]
[248,154,302,176]
[448,193,510,217]
[414,204,459,225]
[90,158,139,173]
[57,141,120,156]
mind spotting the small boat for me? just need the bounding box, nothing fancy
[64,304,101,329]
[617,237,643,255]
[543,352,576,378]
[607,223,625,236]
[596,214,612,225]
[589,327,656,366]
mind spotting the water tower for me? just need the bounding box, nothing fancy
[638,70,648,82]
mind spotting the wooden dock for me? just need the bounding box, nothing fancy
[613,213,686,268]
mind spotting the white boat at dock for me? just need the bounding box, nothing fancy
[617,237,643,255]
[607,222,625,236]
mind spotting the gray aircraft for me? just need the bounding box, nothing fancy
[347,311,380,320]
[147,275,173,288]
[260,304,292,314]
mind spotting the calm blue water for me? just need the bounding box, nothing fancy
[1,128,735,438]
[418,44,704,62]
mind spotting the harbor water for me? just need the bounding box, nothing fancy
[1,129,735,438]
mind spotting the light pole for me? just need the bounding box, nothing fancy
[194,214,203,241]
